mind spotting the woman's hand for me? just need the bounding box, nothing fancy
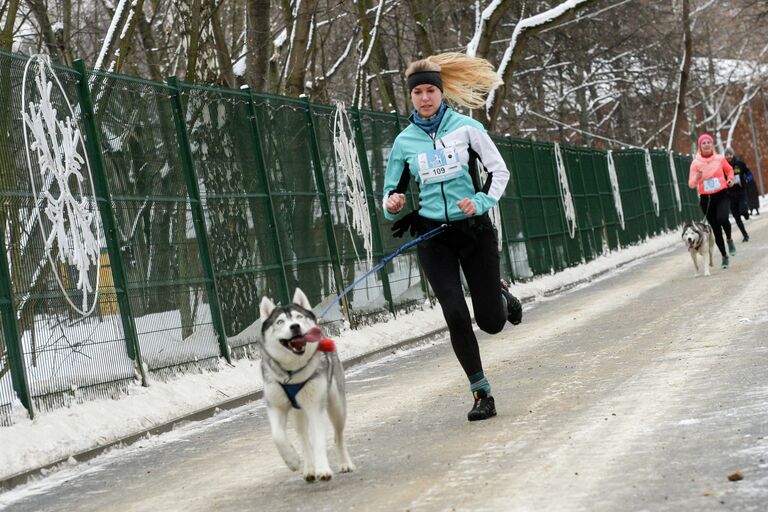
[457,198,477,217]
[386,193,406,214]
[727,179,734,187]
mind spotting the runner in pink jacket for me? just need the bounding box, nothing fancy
[688,134,736,268]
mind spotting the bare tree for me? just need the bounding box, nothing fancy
[246,0,271,92]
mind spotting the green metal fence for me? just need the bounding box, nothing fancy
[0,49,700,425]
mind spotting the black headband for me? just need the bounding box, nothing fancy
[407,71,443,92]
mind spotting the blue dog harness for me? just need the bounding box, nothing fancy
[280,382,307,409]
[273,353,335,410]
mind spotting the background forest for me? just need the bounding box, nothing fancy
[2,0,768,157]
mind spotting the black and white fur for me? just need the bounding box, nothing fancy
[259,288,354,481]
[681,222,714,277]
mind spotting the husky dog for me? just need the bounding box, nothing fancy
[259,288,355,481]
[681,222,714,277]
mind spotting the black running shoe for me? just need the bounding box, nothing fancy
[743,234,750,242]
[467,390,496,421]
[501,280,523,325]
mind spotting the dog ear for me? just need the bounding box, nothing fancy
[260,296,276,322]
[292,288,312,310]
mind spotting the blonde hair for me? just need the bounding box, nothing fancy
[405,52,502,109]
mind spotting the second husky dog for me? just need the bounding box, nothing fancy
[681,221,714,276]
[259,288,355,481]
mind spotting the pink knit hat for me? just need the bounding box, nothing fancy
[697,134,713,149]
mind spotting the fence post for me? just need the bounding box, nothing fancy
[300,95,350,322]
[245,91,291,305]
[0,221,33,418]
[350,107,394,315]
[72,59,147,386]
[166,76,231,364]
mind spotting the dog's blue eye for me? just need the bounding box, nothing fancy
[276,319,284,325]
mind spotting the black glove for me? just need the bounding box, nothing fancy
[391,210,421,238]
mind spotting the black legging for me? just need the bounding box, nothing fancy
[700,190,732,257]
[728,184,749,239]
[417,216,506,378]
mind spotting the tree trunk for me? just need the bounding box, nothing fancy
[668,0,691,152]
[282,0,316,96]
[406,0,433,58]
[208,0,234,86]
[135,4,164,81]
[246,0,271,92]
[27,0,66,63]
[186,0,203,82]
[0,0,20,51]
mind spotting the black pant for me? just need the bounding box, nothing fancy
[417,216,506,378]
[700,190,732,257]
[728,184,749,238]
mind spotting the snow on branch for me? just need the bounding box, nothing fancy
[487,0,593,113]
[467,0,506,57]
[94,0,131,72]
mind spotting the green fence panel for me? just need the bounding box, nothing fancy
[0,220,32,423]
[248,94,341,314]
[590,150,622,251]
[87,70,222,375]
[175,84,287,350]
[611,150,648,245]
[357,109,430,312]
[0,53,137,418]
[650,150,681,231]
[494,137,535,279]
[168,78,230,363]
[306,103,381,325]
[349,107,394,317]
[674,153,700,220]
[564,145,606,262]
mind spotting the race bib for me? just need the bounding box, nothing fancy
[417,146,462,185]
[733,174,741,186]
[703,177,722,193]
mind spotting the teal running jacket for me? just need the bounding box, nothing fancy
[382,107,510,222]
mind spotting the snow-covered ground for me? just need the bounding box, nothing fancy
[0,226,689,485]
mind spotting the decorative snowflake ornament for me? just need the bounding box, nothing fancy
[22,55,102,315]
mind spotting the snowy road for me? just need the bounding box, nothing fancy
[3,216,768,512]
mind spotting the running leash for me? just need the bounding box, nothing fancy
[317,224,447,318]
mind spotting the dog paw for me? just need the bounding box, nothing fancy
[304,469,333,482]
[282,453,301,472]
[340,461,356,473]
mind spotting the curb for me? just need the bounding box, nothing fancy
[0,241,676,492]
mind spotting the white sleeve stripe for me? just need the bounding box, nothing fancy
[466,125,510,200]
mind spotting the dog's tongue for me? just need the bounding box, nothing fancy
[304,327,324,344]
[303,327,336,352]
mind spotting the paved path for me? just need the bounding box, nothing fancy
[3,216,768,512]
